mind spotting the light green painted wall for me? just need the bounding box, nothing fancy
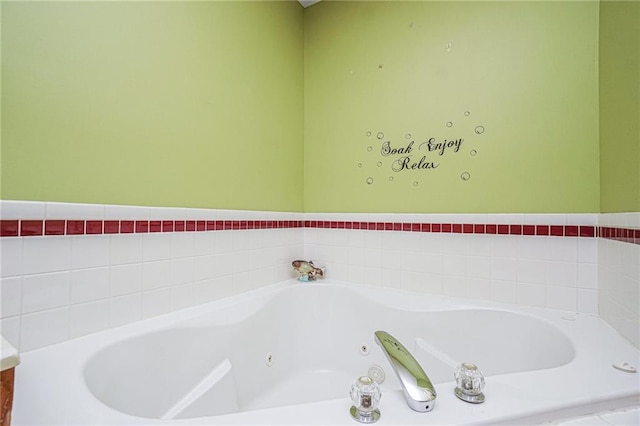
[1,1,304,211]
[599,0,640,213]
[304,1,600,213]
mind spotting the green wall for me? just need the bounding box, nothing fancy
[1,1,304,212]
[599,0,640,213]
[4,1,629,215]
[304,1,600,213]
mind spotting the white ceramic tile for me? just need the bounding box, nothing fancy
[109,293,142,327]
[213,253,234,277]
[192,279,217,304]
[69,300,109,338]
[547,261,578,287]
[193,232,215,256]
[465,234,491,257]
[566,214,597,226]
[186,208,216,220]
[381,249,403,270]
[148,207,187,220]
[465,256,491,279]
[142,233,171,261]
[142,288,171,318]
[577,263,598,289]
[546,237,578,262]
[170,283,194,311]
[466,277,492,299]
[104,205,149,220]
[21,272,70,314]
[23,236,71,274]
[442,275,466,298]
[348,246,365,266]
[45,202,104,220]
[110,234,143,265]
[578,238,598,263]
[20,307,68,351]
[142,260,171,290]
[517,259,547,284]
[212,276,234,300]
[577,289,598,315]
[194,255,215,281]
[491,257,518,281]
[170,258,194,286]
[517,236,547,260]
[71,235,110,269]
[491,235,518,258]
[442,254,466,277]
[517,282,546,307]
[70,267,109,304]
[0,238,22,278]
[491,280,518,304]
[0,200,45,219]
[546,285,577,311]
[0,316,20,349]
[171,232,195,259]
[110,264,143,296]
[363,267,383,287]
[0,277,21,318]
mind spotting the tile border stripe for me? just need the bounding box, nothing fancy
[1,218,637,244]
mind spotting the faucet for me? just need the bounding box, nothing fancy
[374,330,437,412]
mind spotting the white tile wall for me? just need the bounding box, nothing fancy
[598,213,640,348]
[303,213,600,314]
[2,203,638,355]
[0,201,303,352]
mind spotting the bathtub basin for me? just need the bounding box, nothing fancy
[13,280,640,425]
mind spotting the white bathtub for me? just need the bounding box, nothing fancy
[13,280,640,425]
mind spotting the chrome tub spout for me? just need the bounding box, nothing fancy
[374,330,437,412]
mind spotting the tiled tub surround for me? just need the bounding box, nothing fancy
[599,213,640,349]
[0,201,304,352]
[1,201,638,352]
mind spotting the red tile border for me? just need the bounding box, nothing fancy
[45,220,65,236]
[86,220,103,235]
[1,217,638,245]
[104,220,120,234]
[0,220,19,237]
[21,220,43,236]
[135,221,149,233]
[120,221,134,234]
[67,220,85,235]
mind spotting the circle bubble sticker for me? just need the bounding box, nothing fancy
[366,131,372,137]
[367,146,373,152]
[377,161,383,167]
[357,163,363,168]
[405,133,412,140]
[461,172,471,181]
[464,111,471,116]
[389,176,394,181]
[413,181,419,187]
[446,121,453,128]
[475,126,485,134]
[377,132,384,140]
[366,177,374,185]
[470,150,477,156]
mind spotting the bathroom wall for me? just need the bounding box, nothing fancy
[303,0,600,213]
[597,1,640,348]
[1,1,304,212]
[599,0,640,213]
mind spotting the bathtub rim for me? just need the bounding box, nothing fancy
[12,279,640,426]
